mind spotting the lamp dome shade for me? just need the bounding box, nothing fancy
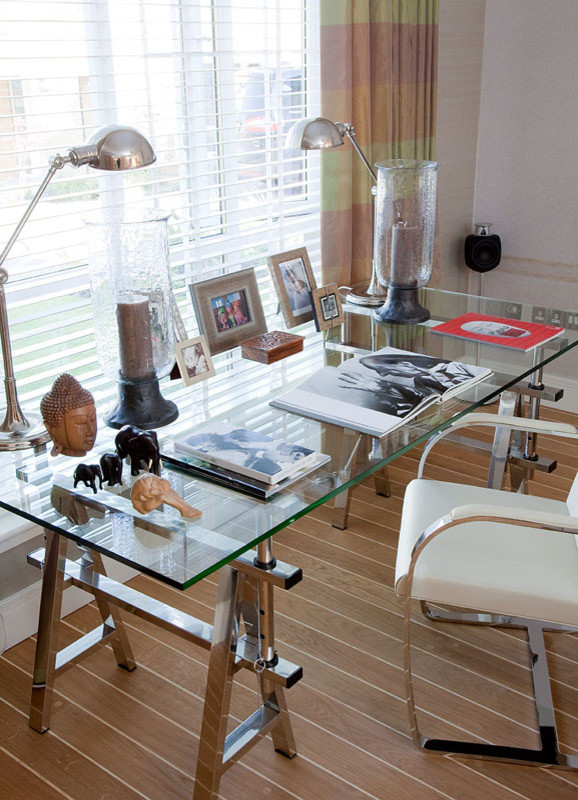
[87,125,156,171]
[285,117,345,150]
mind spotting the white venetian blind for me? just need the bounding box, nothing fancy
[0,0,321,413]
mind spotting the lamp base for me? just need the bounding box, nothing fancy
[105,377,179,430]
[339,282,388,307]
[374,287,430,325]
[0,411,51,451]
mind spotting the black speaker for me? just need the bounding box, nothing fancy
[465,223,501,273]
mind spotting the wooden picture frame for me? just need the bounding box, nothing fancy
[189,268,267,355]
[175,335,216,387]
[311,283,344,331]
[268,247,317,328]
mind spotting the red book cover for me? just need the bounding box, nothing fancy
[431,312,564,351]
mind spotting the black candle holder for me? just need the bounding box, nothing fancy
[373,287,430,325]
[105,377,178,430]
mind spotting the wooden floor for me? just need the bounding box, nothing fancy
[2,406,578,799]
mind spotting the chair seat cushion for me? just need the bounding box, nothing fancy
[395,479,578,626]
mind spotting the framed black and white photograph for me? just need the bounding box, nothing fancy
[268,247,317,328]
[175,335,216,387]
[189,268,267,355]
[311,283,344,331]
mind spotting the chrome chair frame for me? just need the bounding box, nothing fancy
[403,413,578,768]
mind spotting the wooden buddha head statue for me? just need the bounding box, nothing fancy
[40,373,97,457]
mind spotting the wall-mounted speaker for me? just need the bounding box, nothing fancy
[464,223,501,273]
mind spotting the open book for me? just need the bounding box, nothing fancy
[270,346,492,438]
[173,422,319,485]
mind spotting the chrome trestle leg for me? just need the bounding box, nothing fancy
[405,599,578,768]
[29,529,67,733]
[28,535,302,798]
[370,437,391,498]
[193,566,242,800]
[193,538,298,799]
[254,538,297,759]
[78,548,136,671]
[332,431,392,528]
[487,390,517,490]
[374,468,392,498]
[332,429,363,529]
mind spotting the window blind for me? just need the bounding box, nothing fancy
[0,0,321,415]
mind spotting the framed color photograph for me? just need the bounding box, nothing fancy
[268,247,317,328]
[175,335,216,387]
[311,283,344,331]
[189,268,267,355]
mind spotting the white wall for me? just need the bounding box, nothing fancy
[475,0,578,308]
[435,0,486,292]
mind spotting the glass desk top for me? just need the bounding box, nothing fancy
[1,287,576,590]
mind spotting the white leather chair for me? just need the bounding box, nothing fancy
[395,412,578,768]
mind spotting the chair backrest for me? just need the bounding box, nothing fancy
[565,472,578,520]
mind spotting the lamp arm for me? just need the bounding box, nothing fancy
[336,123,377,183]
[0,154,71,276]
[0,153,71,435]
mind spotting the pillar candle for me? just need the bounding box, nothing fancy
[390,222,420,287]
[116,297,155,380]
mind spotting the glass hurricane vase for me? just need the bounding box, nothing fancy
[373,160,439,324]
[85,208,178,430]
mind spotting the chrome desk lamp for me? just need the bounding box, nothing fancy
[286,116,387,307]
[0,125,156,451]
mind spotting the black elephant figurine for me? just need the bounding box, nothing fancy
[115,425,161,477]
[114,425,143,460]
[100,452,123,487]
[73,463,103,494]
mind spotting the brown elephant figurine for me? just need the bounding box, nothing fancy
[115,425,161,477]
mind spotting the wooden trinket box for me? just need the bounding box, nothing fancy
[241,331,304,364]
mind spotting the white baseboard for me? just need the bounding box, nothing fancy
[0,555,138,653]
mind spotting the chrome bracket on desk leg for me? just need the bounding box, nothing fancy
[29,529,67,733]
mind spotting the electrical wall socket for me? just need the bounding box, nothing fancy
[503,302,522,319]
[532,306,547,324]
[546,308,567,327]
[566,312,578,331]
[486,299,504,317]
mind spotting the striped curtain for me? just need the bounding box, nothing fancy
[320,0,439,287]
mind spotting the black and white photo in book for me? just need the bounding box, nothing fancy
[270,346,492,438]
[337,352,482,417]
[174,422,317,484]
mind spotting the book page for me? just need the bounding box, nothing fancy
[271,346,492,437]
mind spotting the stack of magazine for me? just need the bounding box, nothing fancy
[162,423,330,499]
